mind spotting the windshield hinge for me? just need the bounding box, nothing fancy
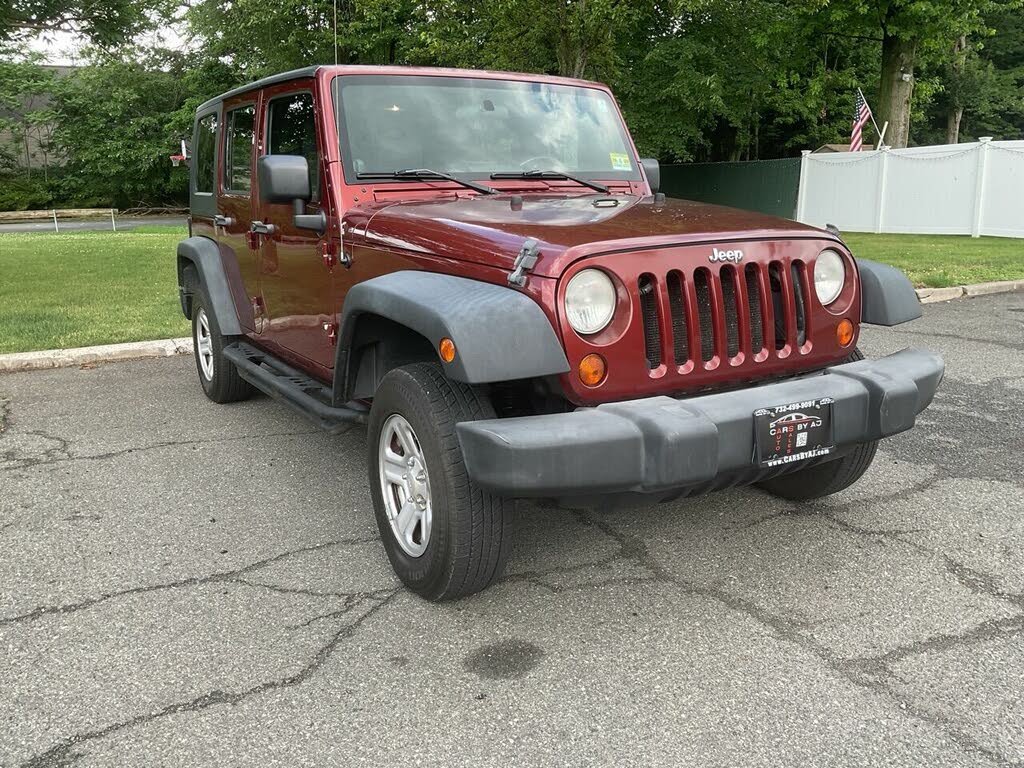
[508,238,541,288]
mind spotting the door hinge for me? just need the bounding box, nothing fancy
[319,241,336,269]
[322,321,339,345]
[508,238,540,288]
[319,241,350,269]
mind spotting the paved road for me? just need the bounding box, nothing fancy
[1,293,1022,767]
[0,216,185,233]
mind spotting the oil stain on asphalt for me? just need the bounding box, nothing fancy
[463,639,545,680]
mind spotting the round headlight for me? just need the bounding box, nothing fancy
[814,249,846,306]
[565,269,616,335]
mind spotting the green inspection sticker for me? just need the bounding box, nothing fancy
[609,152,632,171]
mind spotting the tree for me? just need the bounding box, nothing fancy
[965,5,1024,138]
[49,51,192,206]
[936,34,995,143]
[0,0,162,47]
[0,56,59,177]
[804,0,1016,148]
[4,0,1023,212]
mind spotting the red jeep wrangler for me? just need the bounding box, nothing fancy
[176,65,944,600]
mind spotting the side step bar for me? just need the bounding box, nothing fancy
[223,342,367,434]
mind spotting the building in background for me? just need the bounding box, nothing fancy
[0,65,76,176]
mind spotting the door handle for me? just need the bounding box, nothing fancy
[250,220,277,236]
[213,214,233,227]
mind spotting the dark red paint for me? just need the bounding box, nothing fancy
[198,66,856,406]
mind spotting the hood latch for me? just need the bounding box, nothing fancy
[508,238,540,288]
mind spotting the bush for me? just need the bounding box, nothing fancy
[0,174,57,211]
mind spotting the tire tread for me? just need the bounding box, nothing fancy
[369,363,512,600]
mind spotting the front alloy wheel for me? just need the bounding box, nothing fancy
[367,363,514,601]
[378,414,432,557]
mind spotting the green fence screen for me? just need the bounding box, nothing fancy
[660,157,802,219]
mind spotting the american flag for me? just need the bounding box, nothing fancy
[850,90,872,151]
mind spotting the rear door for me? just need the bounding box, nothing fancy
[218,97,261,332]
[189,108,219,241]
[254,84,337,374]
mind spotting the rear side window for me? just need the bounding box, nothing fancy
[194,113,217,194]
[224,105,255,193]
[267,92,319,200]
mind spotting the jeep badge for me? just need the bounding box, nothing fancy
[709,247,744,263]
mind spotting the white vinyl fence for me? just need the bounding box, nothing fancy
[796,138,1024,238]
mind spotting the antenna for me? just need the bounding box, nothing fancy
[333,0,338,65]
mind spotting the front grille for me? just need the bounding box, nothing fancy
[667,271,689,365]
[637,259,809,372]
[638,273,661,368]
[721,265,740,358]
[791,262,808,346]
[744,263,764,353]
[694,269,714,362]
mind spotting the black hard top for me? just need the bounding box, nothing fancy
[196,66,319,113]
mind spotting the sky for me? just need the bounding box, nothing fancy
[29,31,87,65]
[27,25,187,65]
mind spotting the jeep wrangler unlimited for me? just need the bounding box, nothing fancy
[176,66,944,600]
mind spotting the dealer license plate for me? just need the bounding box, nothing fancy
[754,398,835,468]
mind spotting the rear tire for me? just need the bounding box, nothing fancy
[368,363,513,601]
[755,347,876,500]
[188,278,252,404]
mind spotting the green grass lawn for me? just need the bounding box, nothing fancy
[1,226,1021,354]
[0,226,189,355]
[842,233,1024,288]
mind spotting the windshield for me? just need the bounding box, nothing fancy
[333,75,641,183]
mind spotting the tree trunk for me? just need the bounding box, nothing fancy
[877,34,917,148]
[946,106,964,145]
[945,35,967,145]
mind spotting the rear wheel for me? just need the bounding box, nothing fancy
[188,277,252,404]
[368,363,513,601]
[756,347,877,500]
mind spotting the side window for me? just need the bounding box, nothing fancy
[267,93,319,200]
[224,105,255,194]
[194,113,217,194]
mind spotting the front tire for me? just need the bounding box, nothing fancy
[368,363,513,601]
[756,346,877,500]
[755,440,878,501]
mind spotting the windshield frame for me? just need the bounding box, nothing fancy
[330,73,642,187]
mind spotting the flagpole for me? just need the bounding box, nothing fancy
[858,88,884,147]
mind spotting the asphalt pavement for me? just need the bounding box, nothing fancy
[0,216,185,233]
[1,292,1022,767]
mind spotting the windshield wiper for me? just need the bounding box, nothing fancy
[490,169,609,194]
[357,168,497,195]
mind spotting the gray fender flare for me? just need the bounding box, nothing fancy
[856,258,922,326]
[337,271,569,386]
[176,237,242,336]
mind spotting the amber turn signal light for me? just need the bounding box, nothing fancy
[439,337,456,363]
[578,353,607,386]
[836,319,854,347]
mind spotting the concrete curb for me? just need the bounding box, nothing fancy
[0,338,193,374]
[916,279,1024,304]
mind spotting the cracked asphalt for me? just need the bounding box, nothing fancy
[2,291,1023,767]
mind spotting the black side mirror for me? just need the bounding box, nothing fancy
[640,157,660,194]
[257,154,325,233]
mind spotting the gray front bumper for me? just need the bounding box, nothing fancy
[456,348,944,497]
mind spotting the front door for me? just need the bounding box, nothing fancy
[219,98,260,332]
[255,86,336,375]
